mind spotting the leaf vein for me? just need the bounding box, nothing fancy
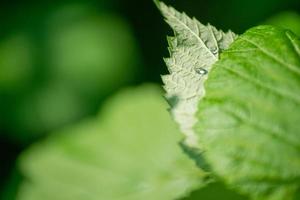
[285,32,300,58]
[240,37,300,76]
[221,66,300,104]
[225,109,300,151]
[166,9,217,60]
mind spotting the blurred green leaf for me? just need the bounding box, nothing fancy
[46,4,140,96]
[13,83,87,140]
[17,84,207,200]
[0,3,141,142]
[0,168,21,200]
[196,26,300,199]
[265,11,300,36]
[0,33,34,92]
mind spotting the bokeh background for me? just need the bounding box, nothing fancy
[0,0,299,199]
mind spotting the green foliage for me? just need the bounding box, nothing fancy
[14,83,87,136]
[0,34,34,92]
[156,1,237,147]
[0,4,140,142]
[158,1,300,199]
[17,85,207,200]
[0,168,21,200]
[46,5,139,96]
[3,1,300,200]
[265,12,300,36]
[196,26,300,199]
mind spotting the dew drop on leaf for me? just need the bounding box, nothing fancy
[194,67,208,75]
[211,47,218,55]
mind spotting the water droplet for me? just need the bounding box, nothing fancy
[211,47,218,55]
[195,67,208,75]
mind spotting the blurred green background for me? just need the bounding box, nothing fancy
[0,0,299,199]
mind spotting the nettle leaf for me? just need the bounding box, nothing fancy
[196,25,300,199]
[17,85,207,200]
[157,1,237,147]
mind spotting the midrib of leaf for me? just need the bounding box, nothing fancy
[161,6,218,60]
[179,19,217,60]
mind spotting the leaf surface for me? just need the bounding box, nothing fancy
[157,1,237,147]
[196,25,300,200]
[17,85,207,200]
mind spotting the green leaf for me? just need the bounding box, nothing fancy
[0,33,34,92]
[195,25,300,200]
[264,11,300,36]
[17,84,207,200]
[157,1,237,147]
[47,7,139,95]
